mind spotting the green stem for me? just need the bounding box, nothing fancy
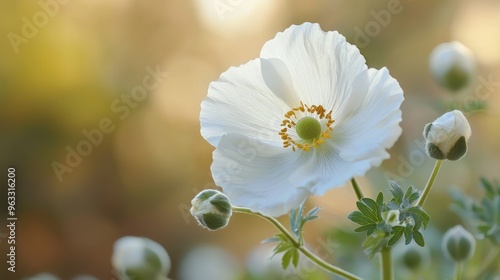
[454,262,463,280]
[416,160,443,207]
[380,247,393,280]
[351,178,364,200]
[232,207,363,280]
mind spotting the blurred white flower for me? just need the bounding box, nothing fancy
[429,41,476,91]
[200,22,404,217]
[423,110,471,161]
[112,236,171,280]
[179,245,240,280]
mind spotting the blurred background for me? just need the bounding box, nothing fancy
[1,0,500,279]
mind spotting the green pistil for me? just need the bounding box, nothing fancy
[296,116,321,141]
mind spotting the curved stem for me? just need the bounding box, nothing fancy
[416,160,443,207]
[380,247,393,280]
[232,207,363,280]
[351,178,364,200]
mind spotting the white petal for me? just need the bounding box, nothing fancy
[260,58,301,107]
[332,67,403,164]
[201,59,292,147]
[211,133,313,217]
[300,140,375,195]
[260,22,367,109]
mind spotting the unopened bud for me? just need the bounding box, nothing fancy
[112,236,171,280]
[442,225,476,262]
[429,41,476,91]
[385,210,401,227]
[191,189,232,231]
[423,110,471,161]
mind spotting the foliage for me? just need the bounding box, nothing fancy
[348,181,430,257]
[451,177,500,244]
[264,201,320,269]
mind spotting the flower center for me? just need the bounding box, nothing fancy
[279,102,335,152]
[296,116,321,140]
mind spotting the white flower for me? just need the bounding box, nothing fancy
[112,236,171,280]
[429,41,476,91]
[423,110,471,161]
[200,23,404,217]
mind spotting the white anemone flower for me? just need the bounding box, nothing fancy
[200,23,404,217]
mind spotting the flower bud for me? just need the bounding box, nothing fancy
[423,110,471,161]
[385,210,401,227]
[429,41,476,91]
[191,189,232,231]
[112,236,171,280]
[442,225,476,262]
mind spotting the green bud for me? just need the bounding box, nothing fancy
[442,225,476,262]
[191,189,232,231]
[429,41,476,92]
[112,236,171,280]
[423,110,471,161]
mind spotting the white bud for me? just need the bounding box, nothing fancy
[442,225,476,262]
[429,41,476,91]
[191,189,232,231]
[423,110,471,161]
[112,236,171,280]
[385,210,401,227]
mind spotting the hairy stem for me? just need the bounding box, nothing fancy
[417,160,443,207]
[232,207,363,280]
[351,178,364,200]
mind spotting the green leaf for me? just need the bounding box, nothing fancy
[289,200,321,243]
[354,224,377,234]
[387,226,404,246]
[389,181,404,204]
[413,230,425,247]
[356,200,378,222]
[282,249,293,269]
[291,249,300,268]
[348,211,373,225]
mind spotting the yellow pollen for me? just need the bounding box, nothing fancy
[279,102,335,152]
